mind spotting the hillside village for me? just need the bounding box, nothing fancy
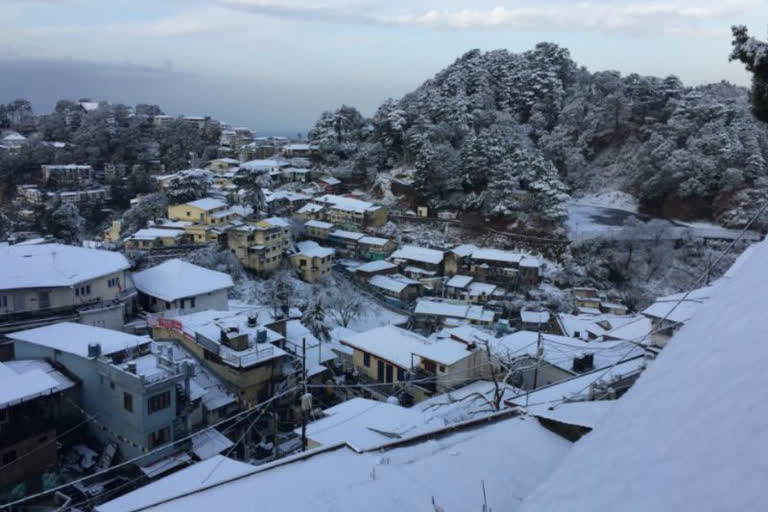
[0,99,759,510]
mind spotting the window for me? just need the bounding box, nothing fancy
[439,365,446,373]
[190,297,196,308]
[397,368,406,381]
[1,296,7,307]
[148,426,170,449]
[363,352,370,367]
[300,260,307,267]
[180,299,186,310]
[110,381,115,389]
[148,391,171,414]
[123,392,133,412]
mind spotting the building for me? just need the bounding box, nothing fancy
[104,220,122,244]
[340,325,485,402]
[296,202,325,221]
[168,198,232,225]
[41,164,93,188]
[520,310,552,331]
[413,299,495,329]
[52,187,110,206]
[316,176,341,194]
[10,323,190,464]
[0,360,77,490]
[445,245,541,287]
[444,275,503,304]
[357,236,396,261]
[304,220,334,241]
[354,260,398,280]
[311,194,389,229]
[264,190,310,215]
[0,243,133,331]
[280,143,312,158]
[148,309,290,403]
[290,242,334,283]
[389,245,445,278]
[133,259,233,314]
[367,274,421,308]
[640,285,715,347]
[227,218,291,275]
[124,228,185,250]
[327,229,365,256]
[206,158,241,173]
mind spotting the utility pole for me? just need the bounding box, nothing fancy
[301,336,308,452]
[527,314,544,408]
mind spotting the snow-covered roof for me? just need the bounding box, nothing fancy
[304,219,334,229]
[95,455,254,512]
[124,414,569,512]
[211,158,240,164]
[3,359,76,396]
[641,284,716,324]
[298,203,325,214]
[390,245,444,265]
[315,194,377,213]
[527,400,614,429]
[2,131,26,141]
[302,398,426,450]
[446,274,473,289]
[284,143,310,151]
[132,259,234,302]
[329,229,365,241]
[79,101,99,111]
[521,310,551,324]
[521,239,768,512]
[184,198,227,211]
[470,248,523,264]
[0,360,70,409]
[9,322,149,359]
[355,260,397,273]
[262,216,290,228]
[241,159,287,169]
[283,320,338,378]
[318,176,341,185]
[295,241,334,259]
[450,243,479,257]
[191,429,234,460]
[0,243,129,290]
[340,325,474,368]
[467,281,497,296]
[415,300,470,319]
[368,274,418,294]
[358,236,390,246]
[128,228,184,241]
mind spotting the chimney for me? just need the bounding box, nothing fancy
[87,343,102,359]
[127,361,137,374]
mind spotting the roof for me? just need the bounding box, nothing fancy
[521,239,768,512]
[641,284,716,324]
[284,143,310,150]
[95,455,255,512]
[0,243,130,290]
[262,216,290,228]
[304,220,334,229]
[132,259,234,302]
[241,159,287,169]
[0,360,72,409]
[315,194,376,213]
[318,176,341,185]
[521,310,551,324]
[340,325,473,368]
[355,260,397,273]
[294,241,334,259]
[123,415,570,512]
[191,429,234,460]
[470,248,523,264]
[298,203,325,214]
[329,229,365,241]
[128,228,184,240]
[446,274,473,288]
[527,400,614,429]
[390,245,444,265]
[368,274,418,294]
[9,322,149,358]
[184,198,227,211]
[358,236,390,246]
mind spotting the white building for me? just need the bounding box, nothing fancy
[132,259,233,314]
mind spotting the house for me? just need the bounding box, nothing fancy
[414,299,495,329]
[357,236,396,260]
[41,164,93,188]
[290,241,334,283]
[281,143,312,158]
[340,325,485,402]
[520,238,768,512]
[10,323,190,464]
[444,245,541,287]
[51,187,110,207]
[311,194,389,229]
[316,176,341,194]
[640,285,715,347]
[124,228,185,250]
[444,275,501,304]
[389,245,445,278]
[227,217,291,275]
[206,158,240,173]
[264,190,310,215]
[571,287,601,310]
[354,260,398,280]
[168,197,232,225]
[600,302,628,315]
[367,274,422,308]
[1,130,27,148]
[280,167,311,183]
[296,202,325,221]
[148,309,290,403]
[304,220,334,240]
[133,259,233,314]
[0,359,77,490]
[520,310,552,331]
[96,411,570,512]
[327,229,365,256]
[104,220,122,244]
[0,243,132,331]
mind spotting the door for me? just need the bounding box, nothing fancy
[12,293,25,312]
[386,364,393,384]
[377,360,385,382]
[38,292,51,310]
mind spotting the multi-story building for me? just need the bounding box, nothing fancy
[10,323,191,464]
[311,195,388,230]
[290,242,334,283]
[0,243,133,332]
[168,198,240,244]
[444,244,542,287]
[227,218,291,275]
[41,164,93,189]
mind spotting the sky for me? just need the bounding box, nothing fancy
[0,0,764,133]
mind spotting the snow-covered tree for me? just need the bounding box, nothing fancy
[233,167,270,213]
[165,168,212,205]
[120,193,169,236]
[50,202,84,243]
[324,279,363,328]
[302,291,330,342]
[264,271,296,319]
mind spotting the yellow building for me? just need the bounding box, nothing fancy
[311,195,389,230]
[290,242,334,283]
[169,197,239,244]
[227,217,291,274]
[206,158,240,173]
[103,220,122,243]
[124,228,184,250]
[304,220,334,240]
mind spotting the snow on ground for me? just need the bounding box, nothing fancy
[521,237,768,512]
[573,190,638,213]
[332,297,408,332]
